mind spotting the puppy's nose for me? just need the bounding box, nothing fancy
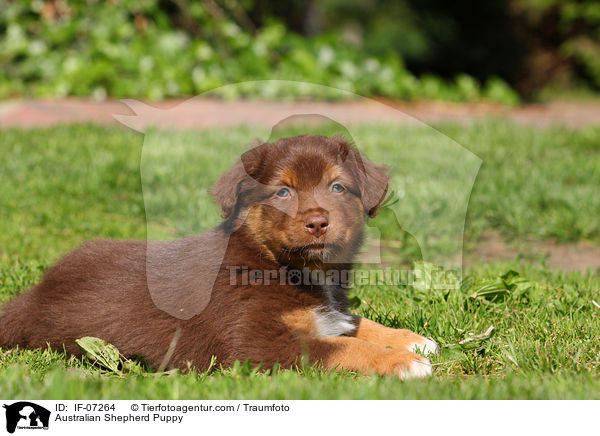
[304,214,329,237]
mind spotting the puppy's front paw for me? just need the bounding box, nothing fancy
[408,337,439,357]
[380,350,432,379]
[397,355,432,380]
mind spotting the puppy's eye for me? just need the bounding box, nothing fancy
[331,183,345,193]
[276,188,291,198]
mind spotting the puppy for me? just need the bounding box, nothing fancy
[0,135,437,379]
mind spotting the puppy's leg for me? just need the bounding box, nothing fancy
[307,336,431,379]
[353,318,439,356]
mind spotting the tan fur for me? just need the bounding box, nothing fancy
[307,336,426,376]
[280,308,317,338]
[279,167,299,188]
[354,317,429,350]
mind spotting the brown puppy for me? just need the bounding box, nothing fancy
[0,135,437,378]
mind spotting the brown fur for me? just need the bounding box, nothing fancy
[0,135,431,377]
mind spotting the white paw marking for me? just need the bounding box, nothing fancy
[409,338,439,356]
[399,357,432,380]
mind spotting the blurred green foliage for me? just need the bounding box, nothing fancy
[531,0,600,91]
[1,0,598,101]
[0,0,519,102]
[317,0,600,98]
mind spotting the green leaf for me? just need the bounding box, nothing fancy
[470,270,534,303]
[75,336,122,374]
[122,359,145,375]
[444,326,496,354]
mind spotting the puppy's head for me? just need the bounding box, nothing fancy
[212,135,388,267]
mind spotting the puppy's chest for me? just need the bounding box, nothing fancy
[281,286,356,338]
[311,306,356,337]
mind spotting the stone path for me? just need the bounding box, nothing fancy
[0,98,598,129]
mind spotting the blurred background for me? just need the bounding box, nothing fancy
[1,0,599,103]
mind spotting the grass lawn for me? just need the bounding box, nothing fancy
[1,121,599,399]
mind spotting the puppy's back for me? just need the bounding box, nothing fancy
[0,240,166,355]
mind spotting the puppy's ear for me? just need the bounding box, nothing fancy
[333,136,389,218]
[211,160,248,218]
[357,156,389,218]
[211,145,265,218]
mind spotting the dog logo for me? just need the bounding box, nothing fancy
[3,402,50,433]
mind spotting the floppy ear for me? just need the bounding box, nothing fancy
[211,145,265,218]
[332,136,389,218]
[211,160,248,218]
[358,156,389,218]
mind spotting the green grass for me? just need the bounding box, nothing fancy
[1,122,599,399]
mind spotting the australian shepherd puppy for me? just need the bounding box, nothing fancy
[0,135,437,379]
